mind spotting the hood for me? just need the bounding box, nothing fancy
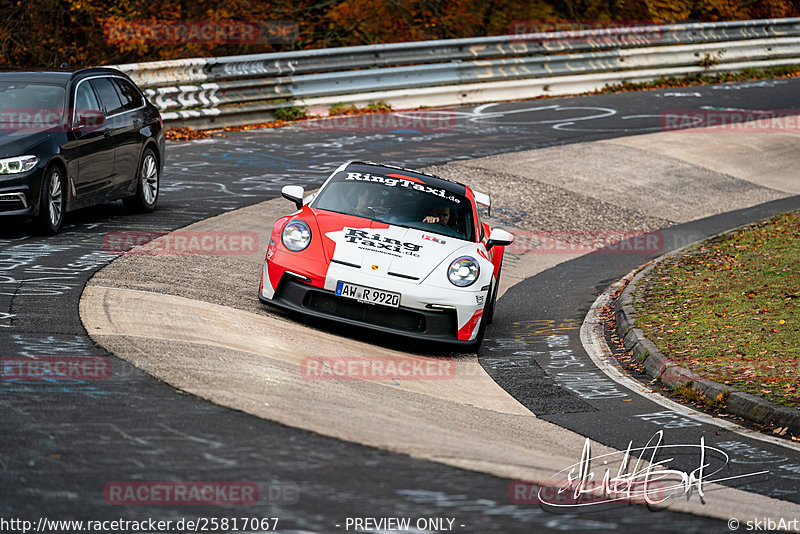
[312,209,474,282]
[0,129,55,158]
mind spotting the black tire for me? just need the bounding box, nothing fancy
[35,165,65,235]
[123,148,159,212]
[463,276,494,352]
[485,262,502,324]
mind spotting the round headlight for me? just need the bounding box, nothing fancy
[282,220,311,251]
[448,256,480,287]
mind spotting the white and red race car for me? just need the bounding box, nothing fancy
[258,161,513,348]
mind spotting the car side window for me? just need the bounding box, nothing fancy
[73,81,103,128]
[475,204,485,241]
[75,81,101,113]
[113,78,143,111]
[90,77,124,116]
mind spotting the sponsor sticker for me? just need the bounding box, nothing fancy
[344,172,462,204]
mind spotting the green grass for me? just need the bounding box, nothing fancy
[366,101,392,112]
[597,65,800,94]
[672,382,729,410]
[634,211,800,410]
[274,106,307,121]
[328,102,360,116]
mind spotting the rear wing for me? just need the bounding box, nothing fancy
[473,191,491,217]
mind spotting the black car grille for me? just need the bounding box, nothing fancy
[305,291,426,332]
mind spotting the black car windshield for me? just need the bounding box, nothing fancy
[0,82,66,131]
[313,170,475,241]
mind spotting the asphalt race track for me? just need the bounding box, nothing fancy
[2,78,800,532]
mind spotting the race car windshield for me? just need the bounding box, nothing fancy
[313,171,475,241]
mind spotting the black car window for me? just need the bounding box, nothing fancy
[75,81,102,113]
[113,78,143,111]
[73,81,103,127]
[0,82,65,112]
[0,82,66,132]
[90,77,124,116]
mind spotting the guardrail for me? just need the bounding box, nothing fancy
[110,18,800,128]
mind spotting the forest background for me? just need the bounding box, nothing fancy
[3,0,799,68]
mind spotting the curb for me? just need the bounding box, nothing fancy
[614,251,800,437]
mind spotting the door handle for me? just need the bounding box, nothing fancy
[103,128,112,138]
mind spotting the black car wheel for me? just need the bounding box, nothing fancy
[123,148,159,212]
[36,166,64,234]
[485,262,502,324]
[462,275,494,351]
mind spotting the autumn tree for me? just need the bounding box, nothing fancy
[1,0,798,68]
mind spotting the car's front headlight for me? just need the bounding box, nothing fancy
[448,256,480,287]
[0,155,38,175]
[282,220,311,251]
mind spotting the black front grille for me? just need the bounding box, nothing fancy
[305,291,426,332]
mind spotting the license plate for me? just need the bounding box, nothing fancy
[336,281,400,307]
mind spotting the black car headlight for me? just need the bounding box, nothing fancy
[448,256,480,287]
[282,220,311,251]
[0,155,38,174]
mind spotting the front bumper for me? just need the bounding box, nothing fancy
[259,274,478,345]
[0,167,42,217]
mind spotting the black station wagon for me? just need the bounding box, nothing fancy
[0,67,165,233]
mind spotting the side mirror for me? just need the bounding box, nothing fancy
[281,185,305,209]
[486,228,514,251]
